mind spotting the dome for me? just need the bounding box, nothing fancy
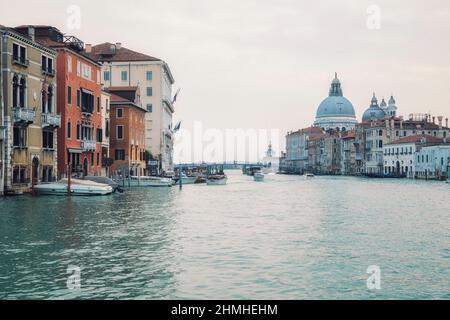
[362,93,385,122]
[316,96,356,118]
[314,73,357,131]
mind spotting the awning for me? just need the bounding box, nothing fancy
[81,88,94,95]
[68,148,82,154]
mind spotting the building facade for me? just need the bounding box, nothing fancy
[415,144,450,180]
[1,26,60,195]
[101,90,111,176]
[20,26,105,178]
[108,87,146,177]
[87,43,175,173]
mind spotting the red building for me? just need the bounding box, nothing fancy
[25,26,104,177]
[107,87,146,176]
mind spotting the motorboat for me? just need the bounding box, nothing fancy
[206,175,228,185]
[118,176,173,187]
[34,178,113,196]
[253,171,265,182]
[305,173,315,178]
[173,173,198,185]
[84,176,121,192]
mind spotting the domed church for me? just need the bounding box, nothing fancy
[314,73,357,131]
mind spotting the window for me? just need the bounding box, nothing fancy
[97,153,100,166]
[378,140,383,148]
[76,123,81,140]
[117,125,124,139]
[12,43,27,65]
[76,90,81,107]
[12,166,28,184]
[91,153,94,165]
[12,75,19,108]
[116,108,123,118]
[146,71,153,80]
[67,56,72,73]
[146,87,153,96]
[105,120,110,138]
[13,126,27,147]
[97,96,100,113]
[19,78,26,108]
[42,130,54,149]
[41,56,53,73]
[96,128,103,143]
[67,86,72,105]
[68,121,72,139]
[104,71,110,81]
[146,104,152,112]
[46,86,53,113]
[81,90,94,113]
[77,60,81,76]
[96,70,100,84]
[115,149,125,160]
[121,71,127,81]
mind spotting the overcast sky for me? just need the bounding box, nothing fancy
[2,0,449,160]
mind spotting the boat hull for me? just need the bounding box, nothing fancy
[206,177,228,185]
[35,184,113,196]
[253,174,265,182]
[117,177,173,187]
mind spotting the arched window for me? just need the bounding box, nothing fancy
[12,75,19,108]
[47,86,53,113]
[19,77,26,108]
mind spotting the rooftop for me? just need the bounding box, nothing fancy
[386,134,444,145]
[86,42,162,62]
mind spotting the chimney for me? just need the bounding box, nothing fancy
[115,42,122,50]
[432,116,436,124]
[446,118,449,128]
[85,44,92,53]
[28,26,35,42]
[438,116,443,130]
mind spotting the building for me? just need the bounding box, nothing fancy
[1,26,60,195]
[108,86,146,177]
[340,131,356,175]
[314,73,357,131]
[415,143,450,180]
[100,90,111,176]
[383,135,443,178]
[86,43,175,173]
[19,26,105,178]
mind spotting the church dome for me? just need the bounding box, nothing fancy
[362,93,385,122]
[314,73,357,131]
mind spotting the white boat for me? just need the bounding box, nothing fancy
[253,172,265,182]
[34,178,113,196]
[118,176,173,187]
[206,175,228,185]
[174,173,198,185]
[305,173,315,178]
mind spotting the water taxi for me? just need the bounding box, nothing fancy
[34,179,113,196]
[305,173,315,178]
[253,171,265,182]
[118,176,173,187]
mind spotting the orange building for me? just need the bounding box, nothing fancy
[108,87,146,176]
[26,26,104,177]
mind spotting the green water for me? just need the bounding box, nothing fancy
[0,171,449,299]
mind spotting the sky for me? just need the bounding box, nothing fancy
[1,0,449,161]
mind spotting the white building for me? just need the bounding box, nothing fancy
[101,90,111,176]
[415,143,450,180]
[87,43,175,173]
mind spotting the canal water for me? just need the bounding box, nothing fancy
[0,171,449,299]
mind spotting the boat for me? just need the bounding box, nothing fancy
[34,178,113,196]
[305,173,315,178]
[117,176,173,187]
[84,176,122,192]
[206,175,228,185]
[173,173,198,185]
[253,171,265,182]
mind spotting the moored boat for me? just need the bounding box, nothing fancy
[117,176,173,187]
[305,173,315,178]
[173,173,198,185]
[34,178,113,196]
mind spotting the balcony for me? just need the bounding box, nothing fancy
[81,140,96,151]
[12,56,29,68]
[42,68,56,77]
[41,113,61,128]
[13,108,35,124]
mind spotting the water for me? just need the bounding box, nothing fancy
[0,171,449,299]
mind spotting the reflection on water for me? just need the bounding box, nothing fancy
[0,171,449,299]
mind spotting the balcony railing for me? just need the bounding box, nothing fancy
[81,140,96,151]
[12,56,29,67]
[42,68,56,77]
[41,113,61,128]
[13,108,35,124]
